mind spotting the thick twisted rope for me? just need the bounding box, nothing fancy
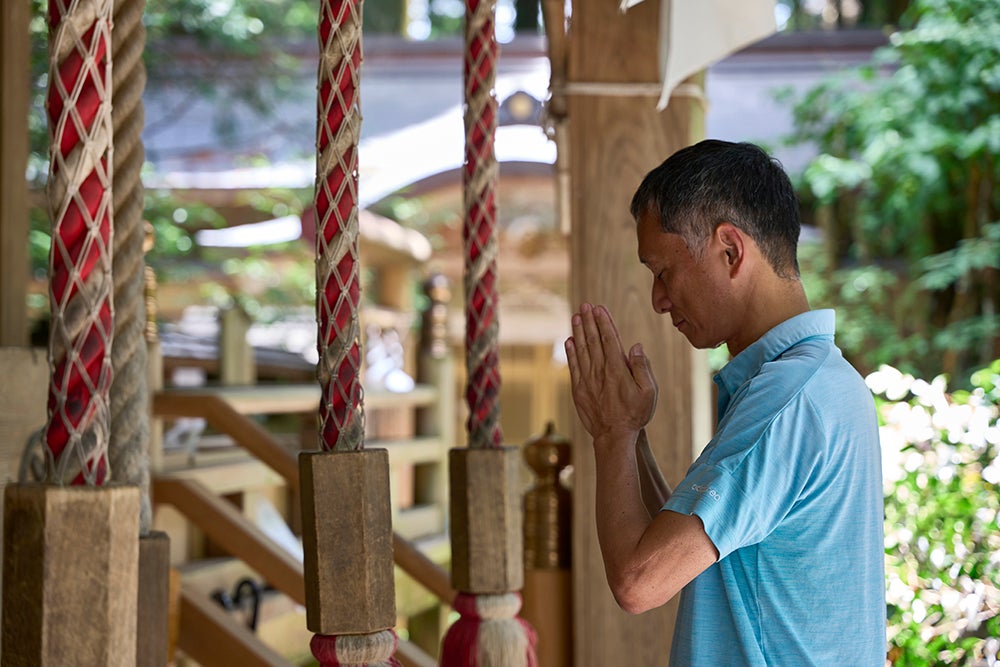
[463,0,502,449]
[309,3,402,662]
[314,0,364,453]
[44,0,115,486]
[110,0,151,533]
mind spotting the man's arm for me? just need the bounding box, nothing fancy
[635,428,671,517]
[566,304,718,614]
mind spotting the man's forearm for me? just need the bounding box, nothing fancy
[592,431,656,601]
[636,429,672,516]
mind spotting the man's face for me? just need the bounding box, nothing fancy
[636,211,731,350]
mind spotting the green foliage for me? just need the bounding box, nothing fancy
[784,0,1000,383]
[871,360,1000,665]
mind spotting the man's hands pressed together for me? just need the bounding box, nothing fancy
[564,303,658,445]
[564,303,718,615]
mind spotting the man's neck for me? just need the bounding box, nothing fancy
[727,277,810,358]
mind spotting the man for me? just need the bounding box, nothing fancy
[564,140,885,665]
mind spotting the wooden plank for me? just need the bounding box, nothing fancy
[178,584,291,667]
[152,477,306,607]
[0,2,31,347]
[567,0,704,663]
[2,484,140,666]
[154,384,438,418]
[154,385,319,418]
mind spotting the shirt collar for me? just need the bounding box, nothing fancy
[714,309,836,400]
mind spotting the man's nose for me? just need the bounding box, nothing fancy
[651,281,671,314]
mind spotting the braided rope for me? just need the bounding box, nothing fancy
[109,0,151,533]
[44,0,115,486]
[463,0,502,449]
[310,631,403,667]
[314,0,364,453]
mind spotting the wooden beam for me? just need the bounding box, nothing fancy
[152,476,306,607]
[566,0,706,663]
[153,384,438,418]
[392,532,456,605]
[0,0,31,347]
[153,393,301,492]
[178,583,292,667]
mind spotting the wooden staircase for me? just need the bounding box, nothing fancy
[151,374,455,666]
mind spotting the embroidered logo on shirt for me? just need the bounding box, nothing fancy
[691,483,721,501]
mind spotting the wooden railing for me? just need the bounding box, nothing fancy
[152,384,453,666]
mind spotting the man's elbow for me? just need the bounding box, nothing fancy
[608,571,674,615]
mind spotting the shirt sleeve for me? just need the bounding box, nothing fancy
[663,384,825,560]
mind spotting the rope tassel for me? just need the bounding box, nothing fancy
[442,593,538,667]
[310,630,403,667]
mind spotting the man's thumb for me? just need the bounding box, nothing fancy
[629,343,655,389]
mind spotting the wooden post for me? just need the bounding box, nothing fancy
[219,304,255,386]
[298,450,396,635]
[2,484,140,666]
[521,423,572,667]
[0,0,31,347]
[136,531,171,667]
[448,447,523,594]
[566,0,706,663]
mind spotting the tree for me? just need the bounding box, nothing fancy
[784,0,1000,385]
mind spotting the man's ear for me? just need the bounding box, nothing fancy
[714,223,746,277]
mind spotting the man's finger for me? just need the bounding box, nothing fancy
[579,302,605,367]
[565,336,580,384]
[595,305,627,363]
[570,311,591,373]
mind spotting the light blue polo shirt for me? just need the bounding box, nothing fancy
[663,310,886,666]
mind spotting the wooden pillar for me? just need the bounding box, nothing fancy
[566,0,706,663]
[0,0,31,347]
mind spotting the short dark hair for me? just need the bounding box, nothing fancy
[630,140,801,277]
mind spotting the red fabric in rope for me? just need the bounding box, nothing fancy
[463,0,502,449]
[315,0,363,452]
[44,0,112,485]
[441,593,539,667]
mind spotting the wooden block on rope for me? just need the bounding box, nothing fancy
[2,483,140,666]
[136,530,170,667]
[299,449,396,635]
[449,446,524,593]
